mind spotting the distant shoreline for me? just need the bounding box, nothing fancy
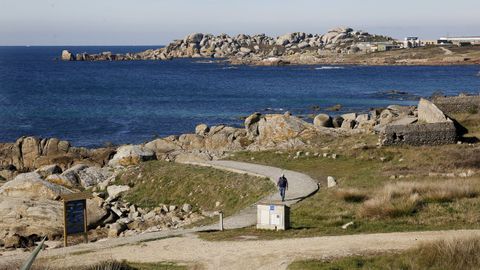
[58,28,480,66]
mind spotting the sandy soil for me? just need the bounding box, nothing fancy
[40,229,480,270]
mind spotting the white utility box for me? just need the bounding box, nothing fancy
[256,203,290,230]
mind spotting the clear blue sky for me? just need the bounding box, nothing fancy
[1,0,479,45]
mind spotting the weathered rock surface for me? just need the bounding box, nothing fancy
[195,124,210,136]
[314,114,333,128]
[327,176,337,188]
[61,50,74,61]
[245,112,262,137]
[77,166,113,188]
[144,138,181,154]
[0,196,64,245]
[256,114,315,146]
[108,145,156,167]
[418,98,450,123]
[0,136,115,172]
[106,185,130,201]
[35,164,62,178]
[0,172,72,200]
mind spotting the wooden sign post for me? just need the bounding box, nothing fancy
[61,192,92,247]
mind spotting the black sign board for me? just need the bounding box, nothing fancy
[62,192,91,247]
[65,199,86,235]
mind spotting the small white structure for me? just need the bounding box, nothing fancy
[256,203,290,230]
[404,37,420,48]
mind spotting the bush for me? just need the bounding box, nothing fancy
[359,193,422,218]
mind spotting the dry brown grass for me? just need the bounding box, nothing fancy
[334,188,369,203]
[411,237,480,270]
[359,180,478,218]
[0,260,186,270]
[289,236,480,270]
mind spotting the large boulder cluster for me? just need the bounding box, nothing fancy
[0,161,200,249]
[130,112,322,163]
[0,170,110,248]
[62,27,392,62]
[0,136,115,180]
[311,105,417,134]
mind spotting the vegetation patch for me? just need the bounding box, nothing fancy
[288,237,480,270]
[8,260,187,270]
[359,180,478,218]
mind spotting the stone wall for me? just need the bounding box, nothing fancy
[433,95,480,115]
[381,122,457,146]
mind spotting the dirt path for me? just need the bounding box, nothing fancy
[440,46,453,55]
[34,230,480,269]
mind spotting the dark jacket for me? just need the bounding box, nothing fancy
[277,176,288,188]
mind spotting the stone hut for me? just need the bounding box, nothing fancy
[381,98,458,146]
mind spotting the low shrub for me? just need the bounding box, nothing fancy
[359,193,422,218]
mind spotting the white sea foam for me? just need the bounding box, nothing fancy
[315,66,345,70]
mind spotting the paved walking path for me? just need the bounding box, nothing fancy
[0,160,319,266]
[186,160,319,229]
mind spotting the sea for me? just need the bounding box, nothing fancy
[0,46,479,148]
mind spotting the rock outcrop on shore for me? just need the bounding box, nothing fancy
[61,27,392,64]
[0,136,115,178]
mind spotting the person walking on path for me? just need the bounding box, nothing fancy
[277,173,288,202]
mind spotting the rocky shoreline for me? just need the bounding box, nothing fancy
[60,27,480,66]
[0,94,478,250]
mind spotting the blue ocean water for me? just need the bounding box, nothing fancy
[0,46,479,147]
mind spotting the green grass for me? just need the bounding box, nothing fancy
[288,237,480,270]
[199,131,480,241]
[127,262,187,270]
[114,160,275,217]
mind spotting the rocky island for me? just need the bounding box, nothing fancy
[61,27,480,66]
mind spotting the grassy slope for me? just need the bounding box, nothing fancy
[199,114,480,241]
[114,160,275,217]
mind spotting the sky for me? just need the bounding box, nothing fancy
[1,0,479,45]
